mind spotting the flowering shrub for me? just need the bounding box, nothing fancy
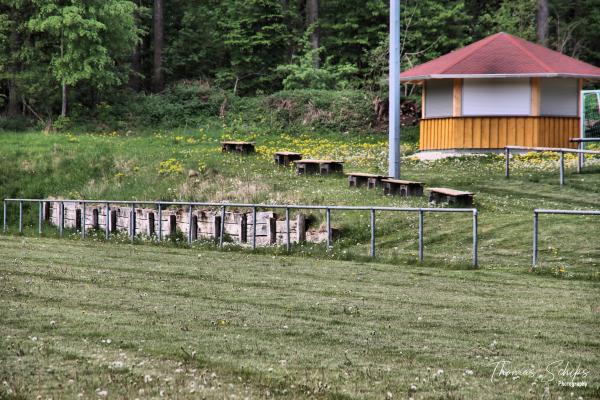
[158,158,184,175]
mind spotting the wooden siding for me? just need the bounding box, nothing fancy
[420,116,579,150]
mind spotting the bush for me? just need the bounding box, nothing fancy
[260,89,379,133]
[0,116,36,132]
[45,81,390,134]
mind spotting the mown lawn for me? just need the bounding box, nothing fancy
[0,236,598,399]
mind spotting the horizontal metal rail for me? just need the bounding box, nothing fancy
[569,138,600,170]
[569,138,600,143]
[532,208,600,266]
[2,198,478,266]
[504,146,600,185]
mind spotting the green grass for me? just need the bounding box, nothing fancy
[0,236,598,399]
[1,126,600,276]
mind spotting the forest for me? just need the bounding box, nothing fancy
[0,0,598,131]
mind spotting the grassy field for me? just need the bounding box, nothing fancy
[1,127,600,274]
[1,235,598,399]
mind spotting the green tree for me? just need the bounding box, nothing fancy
[276,28,357,90]
[28,0,140,116]
[218,0,293,94]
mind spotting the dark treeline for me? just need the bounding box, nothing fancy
[0,0,598,125]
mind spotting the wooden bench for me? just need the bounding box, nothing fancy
[381,179,424,196]
[346,172,389,189]
[274,151,302,166]
[293,159,344,175]
[221,141,255,154]
[427,187,473,206]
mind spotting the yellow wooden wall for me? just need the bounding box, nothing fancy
[420,117,579,150]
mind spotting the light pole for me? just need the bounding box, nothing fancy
[389,0,401,178]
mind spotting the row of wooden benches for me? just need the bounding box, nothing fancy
[221,141,474,206]
[345,172,473,206]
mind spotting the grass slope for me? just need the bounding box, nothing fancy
[1,127,600,274]
[0,236,598,399]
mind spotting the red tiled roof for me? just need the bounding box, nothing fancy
[401,32,600,81]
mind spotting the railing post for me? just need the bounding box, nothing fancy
[285,207,291,251]
[533,211,538,267]
[505,148,510,178]
[219,206,225,247]
[105,203,110,239]
[38,201,43,235]
[3,200,6,233]
[370,208,376,258]
[418,210,424,262]
[130,203,136,243]
[472,210,478,267]
[81,202,86,239]
[577,142,582,173]
[188,204,193,245]
[326,208,332,249]
[59,202,64,237]
[157,203,162,241]
[18,201,23,233]
[252,206,257,250]
[559,151,565,186]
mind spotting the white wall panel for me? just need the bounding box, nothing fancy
[463,78,531,116]
[540,78,578,116]
[425,79,453,118]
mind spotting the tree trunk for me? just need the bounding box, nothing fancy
[537,0,549,45]
[306,0,319,68]
[130,42,142,91]
[61,82,68,117]
[7,11,20,116]
[129,1,144,91]
[152,0,164,92]
[7,80,20,116]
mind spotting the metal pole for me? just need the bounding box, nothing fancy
[388,0,401,178]
[158,203,162,241]
[370,209,376,258]
[105,203,110,239]
[285,207,291,251]
[326,208,332,249]
[580,91,585,167]
[81,202,86,239]
[38,201,43,235]
[59,202,64,237]
[559,151,565,186]
[188,204,193,245]
[533,211,538,266]
[418,210,424,262]
[131,203,136,243]
[3,200,6,233]
[577,142,582,173]
[18,201,23,233]
[252,206,257,250]
[505,148,510,178]
[473,210,478,267]
[219,206,225,247]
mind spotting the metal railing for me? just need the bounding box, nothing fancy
[504,146,600,186]
[3,198,479,266]
[570,138,600,169]
[532,208,600,266]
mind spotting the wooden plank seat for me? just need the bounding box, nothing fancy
[293,159,344,175]
[221,141,255,154]
[427,187,473,206]
[381,179,424,196]
[274,151,302,166]
[346,172,389,189]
